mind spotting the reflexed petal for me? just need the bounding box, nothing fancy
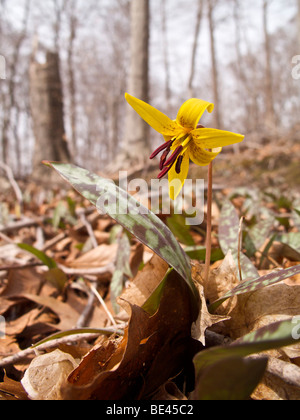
[125,93,182,136]
[176,99,214,130]
[192,128,244,149]
[189,142,222,166]
[168,152,190,200]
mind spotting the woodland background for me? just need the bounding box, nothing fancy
[0,0,299,179]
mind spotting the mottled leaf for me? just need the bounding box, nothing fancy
[235,318,300,349]
[184,246,224,262]
[279,232,300,254]
[44,162,199,313]
[218,200,259,281]
[193,356,267,401]
[209,264,300,312]
[193,318,300,395]
[248,217,275,250]
[167,214,195,246]
[292,209,300,230]
[110,231,133,313]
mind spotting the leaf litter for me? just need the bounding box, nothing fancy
[0,160,300,400]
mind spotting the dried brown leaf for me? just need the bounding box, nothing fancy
[118,254,169,314]
[62,271,199,400]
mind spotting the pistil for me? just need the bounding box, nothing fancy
[163,146,183,168]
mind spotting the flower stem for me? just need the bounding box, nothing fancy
[204,161,213,284]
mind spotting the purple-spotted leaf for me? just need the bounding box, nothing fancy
[219,200,259,281]
[110,231,133,313]
[44,162,199,314]
[193,318,300,400]
[193,356,267,401]
[248,217,275,250]
[209,264,300,312]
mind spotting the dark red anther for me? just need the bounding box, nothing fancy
[175,155,184,174]
[159,149,171,170]
[163,146,183,168]
[149,140,173,160]
[157,166,170,180]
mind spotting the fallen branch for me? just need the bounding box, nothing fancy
[0,327,124,369]
[0,161,23,208]
[0,217,44,234]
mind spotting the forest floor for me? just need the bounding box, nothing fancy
[0,135,299,400]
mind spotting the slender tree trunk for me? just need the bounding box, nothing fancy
[30,51,70,180]
[263,0,276,130]
[298,0,300,48]
[207,0,222,128]
[161,0,171,110]
[123,0,150,163]
[1,0,30,166]
[188,0,204,97]
[68,11,78,158]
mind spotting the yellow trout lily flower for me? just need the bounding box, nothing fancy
[125,93,244,200]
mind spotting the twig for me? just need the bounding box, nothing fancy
[0,329,122,369]
[0,262,43,272]
[75,291,96,329]
[0,161,23,208]
[0,231,15,244]
[249,354,300,388]
[0,217,44,234]
[57,263,115,276]
[42,232,67,252]
[90,284,117,327]
[78,209,98,249]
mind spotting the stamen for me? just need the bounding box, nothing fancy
[149,140,173,160]
[157,166,170,180]
[160,149,171,170]
[175,155,184,174]
[163,146,183,168]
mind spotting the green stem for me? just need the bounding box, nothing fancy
[204,161,213,283]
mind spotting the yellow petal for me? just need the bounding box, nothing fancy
[176,99,214,130]
[168,152,190,200]
[192,128,244,149]
[125,93,181,136]
[189,142,222,166]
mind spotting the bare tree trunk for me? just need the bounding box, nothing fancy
[1,0,31,166]
[188,0,204,98]
[207,0,222,128]
[298,0,300,48]
[160,0,171,110]
[123,0,150,164]
[67,9,78,158]
[30,51,71,181]
[263,0,276,131]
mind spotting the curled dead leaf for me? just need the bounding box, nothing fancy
[62,271,200,400]
[21,349,79,400]
[190,266,230,346]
